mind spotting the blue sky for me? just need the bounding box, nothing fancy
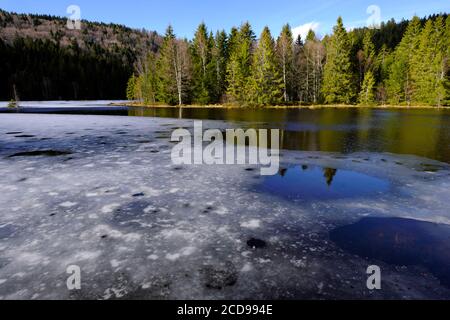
[1,0,449,39]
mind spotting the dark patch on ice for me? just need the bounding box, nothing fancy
[419,163,445,173]
[112,201,154,226]
[0,258,9,269]
[245,168,255,172]
[0,224,19,239]
[201,262,238,290]
[8,150,73,158]
[17,177,28,182]
[330,217,450,288]
[132,192,145,197]
[258,165,389,200]
[14,135,35,138]
[202,206,215,214]
[5,131,23,135]
[101,234,108,239]
[247,238,267,249]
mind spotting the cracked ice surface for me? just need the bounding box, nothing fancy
[0,114,450,300]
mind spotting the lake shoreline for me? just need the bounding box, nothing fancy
[118,102,450,110]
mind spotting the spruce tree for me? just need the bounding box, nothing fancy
[191,23,212,104]
[157,26,191,105]
[211,30,228,103]
[321,17,356,104]
[359,70,376,105]
[248,26,283,106]
[126,74,136,100]
[225,22,255,104]
[276,24,294,103]
[157,26,179,105]
[385,16,421,104]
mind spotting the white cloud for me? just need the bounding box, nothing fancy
[292,22,320,41]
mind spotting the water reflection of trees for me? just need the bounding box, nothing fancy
[129,107,450,163]
[323,168,337,186]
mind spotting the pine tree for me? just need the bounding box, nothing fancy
[357,30,376,88]
[126,74,136,100]
[321,17,356,104]
[276,24,294,103]
[157,26,179,105]
[191,23,212,104]
[210,30,228,103]
[225,22,255,104]
[247,26,283,106]
[444,16,450,105]
[410,20,436,104]
[385,16,421,104]
[157,26,192,105]
[359,70,376,104]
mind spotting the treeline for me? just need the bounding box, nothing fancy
[0,9,159,100]
[128,14,450,107]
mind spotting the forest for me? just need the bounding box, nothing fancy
[128,14,450,107]
[0,9,449,106]
[0,9,159,100]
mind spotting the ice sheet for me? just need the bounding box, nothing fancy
[0,114,449,299]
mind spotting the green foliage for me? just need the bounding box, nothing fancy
[3,8,449,107]
[410,17,448,106]
[126,75,136,100]
[385,16,422,104]
[359,71,376,105]
[276,24,294,102]
[156,26,180,105]
[7,99,17,108]
[225,22,255,104]
[322,17,356,104]
[247,27,283,106]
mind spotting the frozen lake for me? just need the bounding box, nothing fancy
[1,103,450,299]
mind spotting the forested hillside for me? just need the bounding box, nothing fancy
[0,9,160,100]
[1,9,448,106]
[128,13,449,107]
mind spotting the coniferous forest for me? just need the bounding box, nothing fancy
[0,9,160,101]
[1,9,449,106]
[128,14,450,107]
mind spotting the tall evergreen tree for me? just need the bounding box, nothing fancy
[191,23,213,104]
[359,70,376,104]
[276,24,294,102]
[385,16,421,104]
[157,26,191,105]
[126,74,136,100]
[357,30,376,88]
[248,26,283,106]
[210,30,228,102]
[410,16,448,106]
[322,17,356,104]
[225,22,255,104]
